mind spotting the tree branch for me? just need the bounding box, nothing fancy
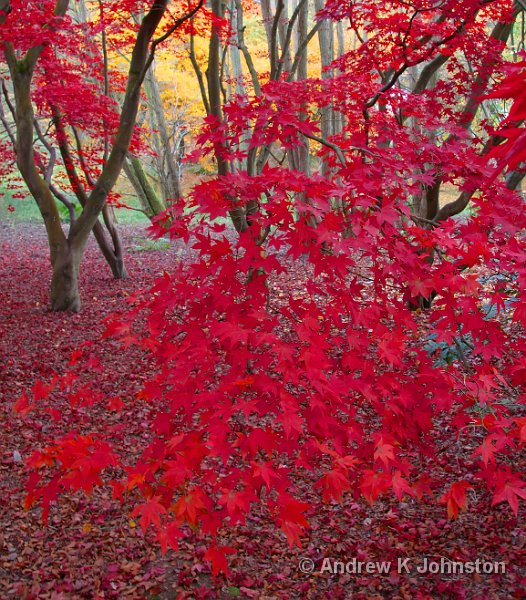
[276,0,309,80]
[71,126,96,188]
[234,0,261,96]
[189,25,211,114]
[33,118,57,183]
[295,126,378,166]
[286,21,322,82]
[270,0,284,79]
[413,54,449,94]
[51,108,89,205]
[140,0,204,85]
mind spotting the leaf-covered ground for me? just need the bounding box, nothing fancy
[0,222,524,599]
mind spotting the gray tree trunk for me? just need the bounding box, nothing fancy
[314,0,335,174]
[288,0,309,174]
[124,155,166,218]
[228,0,250,172]
[144,68,182,201]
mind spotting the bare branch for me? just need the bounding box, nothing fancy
[366,16,471,109]
[505,168,526,190]
[234,0,261,96]
[219,41,229,105]
[51,108,89,205]
[413,54,449,94]
[276,0,309,79]
[1,78,15,120]
[270,0,285,78]
[70,0,202,244]
[0,88,15,146]
[189,25,211,113]
[286,21,322,82]
[295,126,378,167]
[49,182,77,224]
[99,0,110,164]
[300,129,346,166]
[33,118,57,182]
[71,125,96,188]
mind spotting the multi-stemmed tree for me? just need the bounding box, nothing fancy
[0,0,204,311]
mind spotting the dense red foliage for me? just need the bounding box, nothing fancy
[1,226,524,597]
[486,55,526,174]
[3,0,526,588]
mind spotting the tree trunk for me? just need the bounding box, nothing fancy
[277,0,292,75]
[417,16,518,223]
[261,0,275,60]
[0,0,10,23]
[288,0,309,174]
[405,9,521,310]
[123,155,166,218]
[207,0,249,233]
[51,241,82,312]
[228,0,249,172]
[314,0,335,175]
[144,69,182,201]
[100,206,127,278]
[334,20,345,135]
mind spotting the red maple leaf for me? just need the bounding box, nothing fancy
[131,497,167,533]
[440,481,472,520]
[491,470,526,516]
[204,545,236,576]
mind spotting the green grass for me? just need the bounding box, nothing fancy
[129,237,171,252]
[0,190,42,223]
[112,203,151,225]
[0,188,150,226]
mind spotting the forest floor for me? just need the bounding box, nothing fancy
[0,222,524,599]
